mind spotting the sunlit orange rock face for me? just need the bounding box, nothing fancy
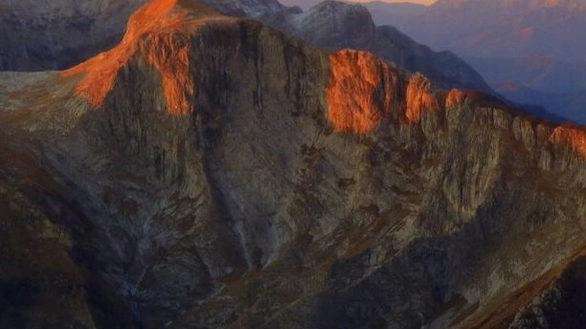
[405,73,439,124]
[60,0,216,115]
[326,50,472,132]
[143,33,193,114]
[444,89,489,109]
[445,89,467,109]
[325,50,586,162]
[550,125,586,158]
[326,50,398,133]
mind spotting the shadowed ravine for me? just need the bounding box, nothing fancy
[0,0,585,329]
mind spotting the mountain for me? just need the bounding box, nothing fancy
[465,56,586,95]
[365,1,427,23]
[0,0,293,71]
[365,0,586,124]
[0,0,147,70]
[365,1,427,31]
[267,0,494,93]
[494,81,586,124]
[419,0,586,61]
[0,0,494,95]
[1,0,586,328]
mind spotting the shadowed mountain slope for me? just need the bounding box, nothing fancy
[0,0,585,328]
[0,0,148,70]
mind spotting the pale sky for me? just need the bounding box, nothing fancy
[281,0,437,10]
[360,0,436,4]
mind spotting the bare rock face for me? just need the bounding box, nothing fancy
[0,0,292,71]
[0,0,493,98]
[325,50,397,133]
[0,1,585,329]
[286,1,377,50]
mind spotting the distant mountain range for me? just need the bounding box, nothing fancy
[0,0,147,70]
[365,0,586,123]
[266,0,493,93]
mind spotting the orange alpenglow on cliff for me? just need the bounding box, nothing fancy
[325,50,586,158]
[405,73,439,123]
[550,125,586,158]
[326,50,398,133]
[60,0,586,159]
[445,89,467,109]
[325,49,444,132]
[60,0,220,115]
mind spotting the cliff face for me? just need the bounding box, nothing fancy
[0,1,585,329]
[0,0,290,71]
[0,0,493,97]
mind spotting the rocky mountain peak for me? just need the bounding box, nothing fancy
[309,0,371,14]
[290,1,376,49]
[198,0,293,17]
[58,0,586,157]
[1,0,586,328]
[60,0,223,114]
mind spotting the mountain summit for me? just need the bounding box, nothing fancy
[1,0,586,328]
[0,0,495,97]
[61,0,222,113]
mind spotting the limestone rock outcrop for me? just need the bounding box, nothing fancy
[0,1,585,328]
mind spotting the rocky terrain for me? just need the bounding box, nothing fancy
[0,0,292,71]
[0,0,493,95]
[1,0,586,329]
